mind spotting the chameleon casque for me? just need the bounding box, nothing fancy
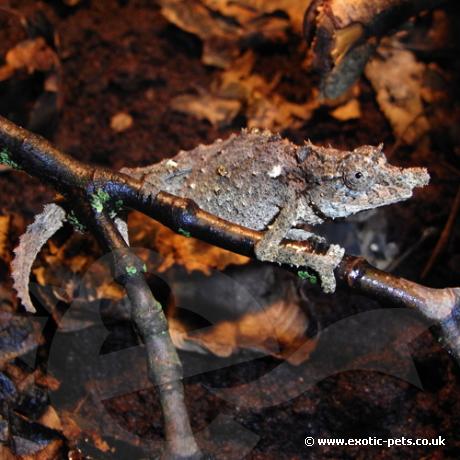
[12,129,430,313]
[121,129,429,292]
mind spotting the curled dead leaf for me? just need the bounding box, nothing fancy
[171,51,318,130]
[0,37,57,82]
[365,46,429,145]
[169,292,316,365]
[159,0,307,68]
[171,93,241,127]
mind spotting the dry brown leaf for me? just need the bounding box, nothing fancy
[127,210,160,246]
[95,281,124,301]
[247,91,318,130]
[34,372,61,391]
[246,0,310,33]
[163,1,321,130]
[12,204,66,313]
[204,0,310,34]
[59,411,82,443]
[217,51,319,129]
[20,439,63,460]
[39,406,63,432]
[0,446,15,460]
[33,216,126,289]
[0,37,57,82]
[128,211,249,274]
[0,312,43,368]
[170,297,316,365]
[59,409,117,456]
[155,223,249,274]
[330,98,361,121]
[171,93,241,127]
[158,0,305,68]
[172,51,318,130]
[159,0,243,68]
[0,215,11,262]
[365,45,430,145]
[90,433,111,453]
[32,228,111,306]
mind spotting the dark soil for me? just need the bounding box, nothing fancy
[1,1,459,459]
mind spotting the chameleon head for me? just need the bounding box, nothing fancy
[300,142,430,219]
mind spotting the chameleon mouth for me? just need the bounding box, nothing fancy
[370,165,430,206]
[378,166,430,198]
[398,166,430,189]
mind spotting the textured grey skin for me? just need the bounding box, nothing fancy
[121,129,429,292]
[11,208,130,313]
[123,130,302,231]
[12,203,66,313]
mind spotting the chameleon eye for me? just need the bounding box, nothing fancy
[342,165,373,191]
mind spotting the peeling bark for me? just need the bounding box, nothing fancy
[303,0,446,98]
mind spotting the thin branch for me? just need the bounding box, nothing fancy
[421,185,460,279]
[0,114,141,202]
[88,209,201,460]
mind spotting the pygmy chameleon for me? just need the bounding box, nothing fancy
[12,129,430,312]
[121,129,429,292]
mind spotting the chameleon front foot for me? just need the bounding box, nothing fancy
[255,241,345,293]
[306,244,345,293]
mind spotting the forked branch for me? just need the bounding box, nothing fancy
[89,210,201,459]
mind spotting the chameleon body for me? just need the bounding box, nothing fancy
[121,129,429,292]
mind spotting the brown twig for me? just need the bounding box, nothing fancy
[87,210,202,460]
[421,185,460,279]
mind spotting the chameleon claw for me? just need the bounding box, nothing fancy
[312,244,344,293]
